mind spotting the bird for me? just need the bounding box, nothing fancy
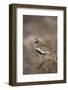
[33,38,50,56]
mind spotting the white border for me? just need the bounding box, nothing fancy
[16,8,64,82]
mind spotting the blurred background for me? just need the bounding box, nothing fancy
[23,15,57,74]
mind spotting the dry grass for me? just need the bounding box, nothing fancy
[29,42,57,74]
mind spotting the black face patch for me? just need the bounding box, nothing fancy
[34,40,39,44]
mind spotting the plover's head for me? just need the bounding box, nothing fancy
[34,38,40,44]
